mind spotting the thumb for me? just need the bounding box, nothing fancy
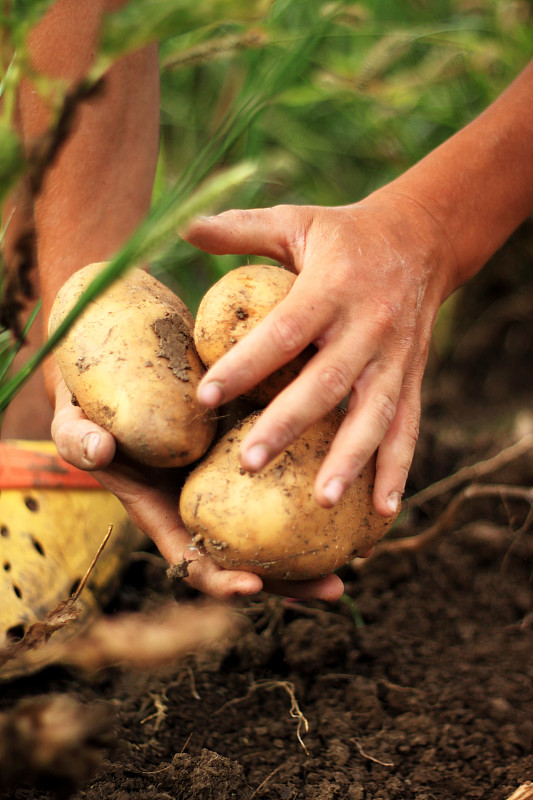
[52,381,116,470]
[181,205,311,264]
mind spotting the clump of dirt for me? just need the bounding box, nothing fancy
[153,313,193,382]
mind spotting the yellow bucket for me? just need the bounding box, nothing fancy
[0,440,146,680]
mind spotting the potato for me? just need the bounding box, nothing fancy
[49,262,217,468]
[179,408,397,580]
[194,263,314,405]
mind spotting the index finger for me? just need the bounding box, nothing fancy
[197,275,329,408]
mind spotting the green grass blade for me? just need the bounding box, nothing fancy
[340,593,365,629]
[176,5,334,198]
[0,300,41,386]
[0,161,257,413]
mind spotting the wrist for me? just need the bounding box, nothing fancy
[361,184,461,302]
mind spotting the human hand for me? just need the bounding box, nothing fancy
[183,191,458,517]
[50,378,343,602]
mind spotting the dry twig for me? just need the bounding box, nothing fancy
[406,433,533,509]
[0,526,113,670]
[377,484,533,555]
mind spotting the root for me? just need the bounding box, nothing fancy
[250,764,284,799]
[351,737,394,767]
[215,678,310,754]
[140,693,169,736]
[356,432,533,563]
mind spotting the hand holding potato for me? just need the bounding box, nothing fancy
[48,266,345,602]
[183,192,456,518]
[50,378,344,601]
[184,59,533,516]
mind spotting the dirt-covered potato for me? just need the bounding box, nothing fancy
[49,262,217,468]
[194,263,314,405]
[179,408,397,580]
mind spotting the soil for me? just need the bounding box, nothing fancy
[2,224,533,800]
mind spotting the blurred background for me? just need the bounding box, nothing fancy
[151,0,533,306]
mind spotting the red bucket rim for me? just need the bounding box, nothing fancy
[0,441,102,490]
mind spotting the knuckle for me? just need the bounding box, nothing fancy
[51,416,71,455]
[394,464,411,494]
[269,414,302,452]
[372,391,398,431]
[401,409,421,452]
[317,363,352,404]
[269,314,307,359]
[372,300,399,334]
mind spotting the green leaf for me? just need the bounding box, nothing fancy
[0,301,41,385]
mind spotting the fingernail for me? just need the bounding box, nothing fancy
[243,443,270,471]
[198,381,224,407]
[82,432,100,464]
[386,492,401,516]
[322,477,345,507]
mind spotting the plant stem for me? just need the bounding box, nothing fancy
[340,593,365,629]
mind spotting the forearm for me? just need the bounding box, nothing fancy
[374,59,533,296]
[17,0,160,398]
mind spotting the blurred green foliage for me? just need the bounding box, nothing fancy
[153,0,533,308]
[0,0,531,404]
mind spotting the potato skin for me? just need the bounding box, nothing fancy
[179,409,397,580]
[194,264,314,405]
[49,262,217,468]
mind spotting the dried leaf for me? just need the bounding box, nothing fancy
[0,596,84,669]
[0,527,113,671]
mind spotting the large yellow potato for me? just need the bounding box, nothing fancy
[194,263,314,405]
[49,263,217,467]
[179,409,397,580]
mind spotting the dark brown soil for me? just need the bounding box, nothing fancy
[2,224,533,800]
